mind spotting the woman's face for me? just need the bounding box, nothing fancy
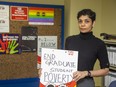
[78,15,95,33]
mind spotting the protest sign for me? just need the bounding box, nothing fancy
[40,48,78,87]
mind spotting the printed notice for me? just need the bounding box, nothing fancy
[0,5,9,32]
[10,6,28,21]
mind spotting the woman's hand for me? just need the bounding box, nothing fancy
[38,68,42,77]
[73,71,88,82]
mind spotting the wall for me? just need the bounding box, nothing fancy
[102,0,116,34]
[64,0,71,39]
[0,0,64,5]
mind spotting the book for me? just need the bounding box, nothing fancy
[39,48,78,87]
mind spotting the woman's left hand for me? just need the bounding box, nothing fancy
[73,71,88,82]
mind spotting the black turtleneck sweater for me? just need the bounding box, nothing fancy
[65,32,109,71]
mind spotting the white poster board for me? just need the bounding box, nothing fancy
[40,48,78,87]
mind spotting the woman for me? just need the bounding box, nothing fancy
[65,9,109,87]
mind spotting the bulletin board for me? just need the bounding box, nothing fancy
[0,1,64,80]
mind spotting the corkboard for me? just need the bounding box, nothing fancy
[0,2,64,80]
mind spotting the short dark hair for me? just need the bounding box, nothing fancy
[77,9,96,23]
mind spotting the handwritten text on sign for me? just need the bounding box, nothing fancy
[40,48,78,86]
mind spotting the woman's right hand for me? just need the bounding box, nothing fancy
[38,68,42,77]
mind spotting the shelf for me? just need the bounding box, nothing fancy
[108,72,116,77]
[107,48,116,52]
[100,33,116,40]
[101,33,116,87]
[103,39,116,47]
[109,65,116,71]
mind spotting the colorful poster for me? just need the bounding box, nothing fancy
[40,48,78,87]
[0,5,9,32]
[29,7,54,25]
[0,34,21,54]
[10,6,28,21]
[37,36,57,69]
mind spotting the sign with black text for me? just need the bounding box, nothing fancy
[40,48,78,87]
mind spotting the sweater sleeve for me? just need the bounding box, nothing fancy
[97,41,110,69]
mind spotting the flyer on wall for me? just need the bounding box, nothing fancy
[0,5,9,32]
[40,48,78,87]
[0,33,21,54]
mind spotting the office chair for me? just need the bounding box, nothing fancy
[109,80,116,87]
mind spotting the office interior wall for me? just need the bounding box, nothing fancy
[0,0,64,5]
[64,0,71,39]
[102,0,116,35]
